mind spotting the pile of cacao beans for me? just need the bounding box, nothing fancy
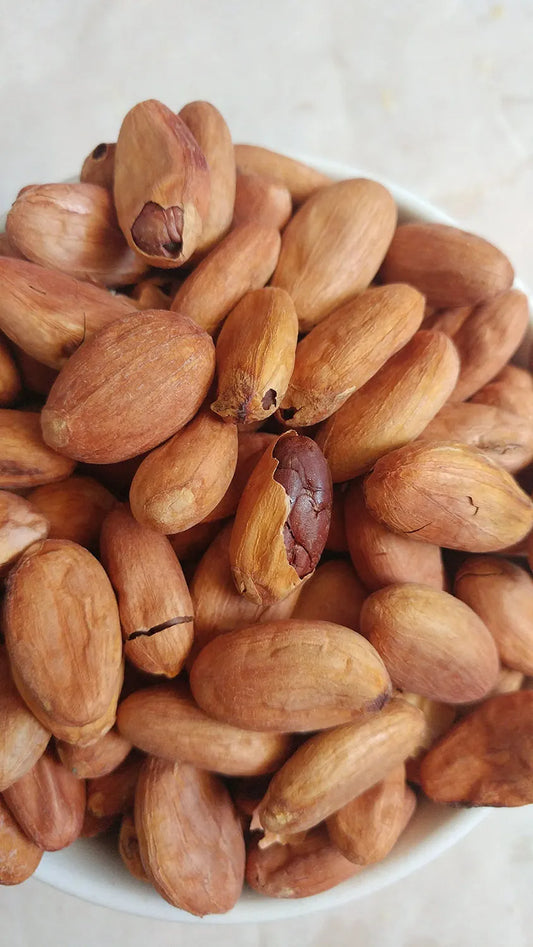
[0,98,532,917]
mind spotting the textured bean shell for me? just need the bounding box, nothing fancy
[135,757,245,915]
[189,521,299,661]
[86,754,141,819]
[211,287,298,424]
[234,144,331,204]
[0,335,21,406]
[419,401,533,473]
[420,691,533,806]
[279,284,425,428]
[271,178,397,332]
[4,539,124,745]
[117,683,292,777]
[344,480,445,591]
[119,813,149,882]
[170,223,281,335]
[470,364,533,419]
[364,441,533,552]
[114,100,210,267]
[0,648,50,792]
[0,490,49,573]
[41,310,215,464]
[316,330,460,481]
[449,290,529,402]
[326,765,415,866]
[179,100,236,254]
[291,559,366,631]
[100,505,194,677]
[129,408,238,534]
[3,750,86,850]
[454,557,533,676]
[0,410,75,488]
[246,825,359,899]
[28,476,115,550]
[80,142,116,189]
[57,728,132,780]
[380,222,514,308]
[6,183,147,287]
[0,257,135,369]
[189,619,391,732]
[232,172,292,229]
[0,796,42,884]
[202,432,276,524]
[258,699,425,835]
[360,584,500,703]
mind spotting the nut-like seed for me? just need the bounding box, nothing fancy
[230,432,332,604]
[134,757,245,915]
[471,364,533,420]
[419,401,533,473]
[0,647,50,792]
[0,257,135,369]
[4,539,124,745]
[326,765,415,866]
[0,335,21,406]
[211,287,298,424]
[202,432,276,524]
[360,584,500,703]
[114,99,210,267]
[28,475,115,550]
[80,143,116,189]
[325,485,349,552]
[420,691,533,806]
[448,290,529,402]
[234,144,330,204]
[257,699,425,835]
[279,284,425,428]
[316,330,460,481]
[13,348,57,397]
[0,796,42,885]
[364,441,533,552]
[0,410,75,489]
[117,682,292,777]
[168,518,225,562]
[6,183,148,287]
[0,490,49,574]
[87,754,142,818]
[189,619,392,732]
[380,222,514,308]
[271,179,397,333]
[57,728,132,780]
[100,505,194,677]
[454,557,533,675]
[119,813,150,882]
[179,100,236,255]
[3,749,86,850]
[41,310,215,464]
[345,481,445,591]
[129,408,238,534]
[291,559,367,631]
[189,521,299,661]
[246,825,359,899]
[232,172,292,230]
[170,223,281,335]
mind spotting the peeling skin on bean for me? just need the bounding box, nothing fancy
[127,615,193,641]
[272,436,332,579]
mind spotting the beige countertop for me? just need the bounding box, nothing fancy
[1,1,532,943]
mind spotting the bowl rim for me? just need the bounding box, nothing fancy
[20,153,498,922]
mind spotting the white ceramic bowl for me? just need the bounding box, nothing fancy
[6,158,495,922]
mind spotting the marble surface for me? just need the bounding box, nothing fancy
[1,0,533,943]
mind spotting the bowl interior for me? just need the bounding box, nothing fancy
[10,158,498,922]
